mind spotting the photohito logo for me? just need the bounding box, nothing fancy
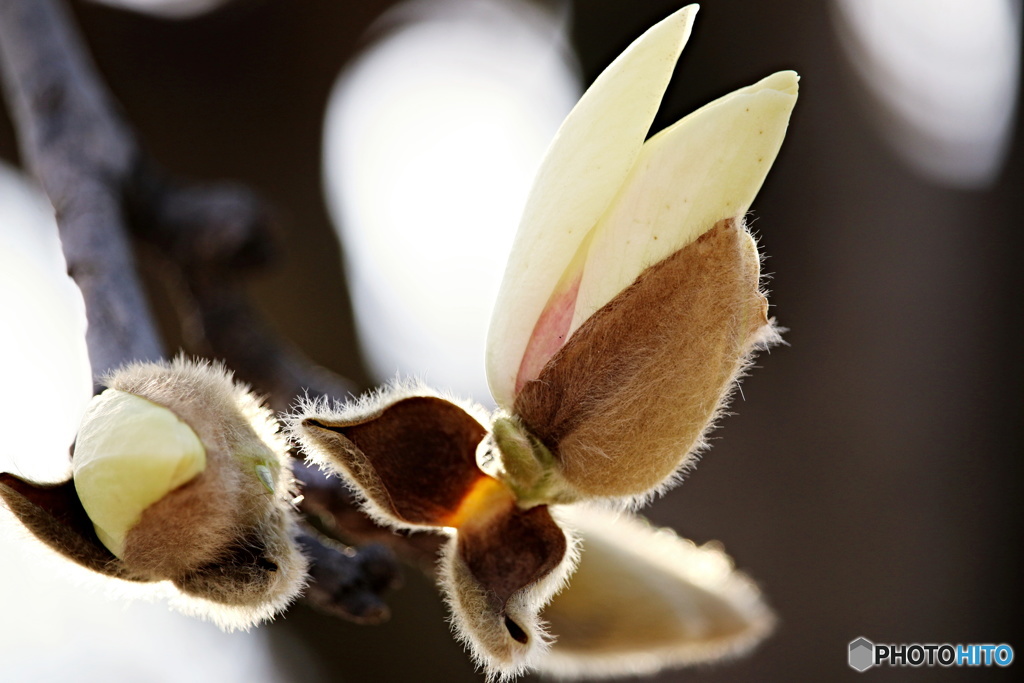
[848,637,1014,671]
[849,638,875,672]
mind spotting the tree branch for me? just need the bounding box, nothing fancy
[0,0,162,385]
[298,530,399,624]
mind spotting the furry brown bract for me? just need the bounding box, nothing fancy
[0,358,307,630]
[0,475,146,581]
[297,394,490,529]
[515,217,775,503]
[291,385,579,678]
[108,358,308,624]
[290,375,773,679]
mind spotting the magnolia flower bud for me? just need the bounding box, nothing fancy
[487,3,796,505]
[293,3,796,678]
[0,358,307,629]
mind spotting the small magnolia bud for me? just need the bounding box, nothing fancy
[1,358,307,629]
[73,389,207,557]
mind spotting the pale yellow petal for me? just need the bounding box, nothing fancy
[72,389,206,557]
[538,505,773,678]
[570,70,799,333]
[486,5,699,408]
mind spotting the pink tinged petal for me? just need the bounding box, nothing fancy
[486,5,699,409]
[514,257,584,394]
[570,70,799,334]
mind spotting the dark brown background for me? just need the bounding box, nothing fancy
[1,0,1020,680]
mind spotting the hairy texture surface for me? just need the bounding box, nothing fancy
[458,503,567,607]
[291,383,583,678]
[441,516,580,682]
[296,395,488,529]
[106,358,307,627]
[0,474,142,580]
[1,358,307,629]
[537,505,773,678]
[514,218,774,501]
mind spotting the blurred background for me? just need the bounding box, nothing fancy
[1,0,1021,680]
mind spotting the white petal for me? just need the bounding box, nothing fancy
[569,70,799,333]
[72,389,207,557]
[537,505,773,679]
[486,5,698,409]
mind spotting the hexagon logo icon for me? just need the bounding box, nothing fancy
[849,637,875,672]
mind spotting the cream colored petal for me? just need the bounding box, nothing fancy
[486,5,698,409]
[570,70,799,333]
[537,505,773,679]
[72,389,206,557]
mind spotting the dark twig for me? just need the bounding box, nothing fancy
[298,530,399,624]
[0,0,162,385]
[296,461,443,572]
[0,0,415,621]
